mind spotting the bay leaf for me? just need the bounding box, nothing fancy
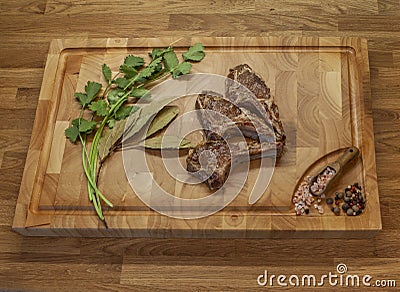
[146,106,179,138]
[122,97,176,143]
[98,119,127,162]
[144,135,194,149]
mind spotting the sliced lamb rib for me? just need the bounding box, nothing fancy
[227,64,286,145]
[186,139,276,190]
[186,64,286,190]
[195,93,276,143]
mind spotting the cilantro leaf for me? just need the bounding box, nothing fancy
[77,119,97,133]
[150,48,163,59]
[124,55,145,68]
[114,77,130,89]
[183,43,205,62]
[65,125,79,143]
[89,100,108,117]
[138,57,162,79]
[153,63,163,74]
[71,118,97,134]
[85,81,102,100]
[71,118,80,128]
[107,88,124,104]
[120,64,138,79]
[138,66,156,79]
[163,46,173,54]
[74,92,91,107]
[107,119,116,129]
[102,64,112,83]
[74,81,102,107]
[172,62,192,78]
[131,88,150,98]
[163,50,179,71]
[149,47,173,59]
[115,106,134,120]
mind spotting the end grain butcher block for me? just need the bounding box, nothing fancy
[12,37,381,238]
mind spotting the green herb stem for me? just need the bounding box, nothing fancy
[102,72,120,100]
[86,94,128,210]
[79,135,93,202]
[78,133,111,219]
[123,73,141,91]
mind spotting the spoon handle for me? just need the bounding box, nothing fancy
[336,146,359,169]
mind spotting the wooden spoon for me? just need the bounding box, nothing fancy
[309,146,360,196]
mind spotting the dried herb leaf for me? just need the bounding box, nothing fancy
[144,135,194,149]
[98,119,126,161]
[122,97,175,143]
[146,106,179,138]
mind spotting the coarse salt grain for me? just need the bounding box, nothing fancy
[311,167,337,195]
[293,177,315,216]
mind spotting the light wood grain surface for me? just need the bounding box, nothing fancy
[0,0,399,290]
[12,37,381,238]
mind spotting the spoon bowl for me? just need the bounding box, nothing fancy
[309,147,360,196]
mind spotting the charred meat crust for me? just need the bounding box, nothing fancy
[195,93,276,142]
[227,64,271,100]
[186,139,277,191]
[186,64,286,190]
[186,140,231,190]
[228,64,286,146]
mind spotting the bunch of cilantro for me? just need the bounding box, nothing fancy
[65,43,205,224]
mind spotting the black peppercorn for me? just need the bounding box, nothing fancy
[333,206,340,215]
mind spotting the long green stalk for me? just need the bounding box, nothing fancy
[81,94,129,219]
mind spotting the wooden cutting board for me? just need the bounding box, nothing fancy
[12,37,381,238]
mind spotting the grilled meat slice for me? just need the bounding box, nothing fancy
[227,64,271,100]
[186,64,286,190]
[227,64,286,146]
[186,139,276,191]
[195,93,276,143]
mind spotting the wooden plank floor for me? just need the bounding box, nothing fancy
[0,0,399,290]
